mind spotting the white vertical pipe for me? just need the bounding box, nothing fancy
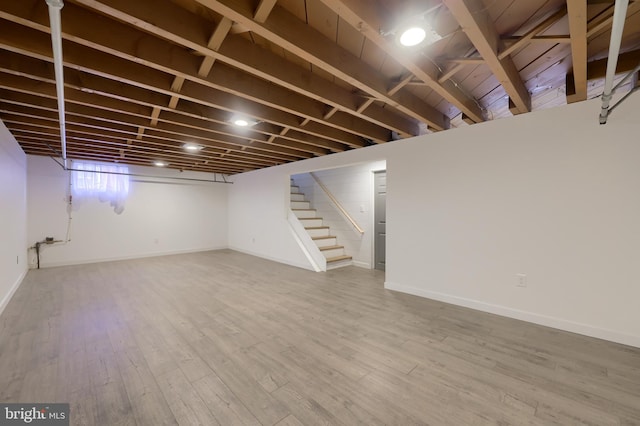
[599,0,629,124]
[45,0,68,168]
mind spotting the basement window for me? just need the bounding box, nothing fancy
[71,161,130,214]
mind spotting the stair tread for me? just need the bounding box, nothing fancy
[298,217,322,220]
[291,208,315,211]
[305,226,329,230]
[326,255,352,263]
[311,235,336,240]
[319,245,344,251]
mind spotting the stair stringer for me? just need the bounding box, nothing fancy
[287,209,327,272]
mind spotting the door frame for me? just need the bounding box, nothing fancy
[372,169,386,271]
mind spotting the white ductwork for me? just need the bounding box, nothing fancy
[46,0,68,168]
[599,0,629,125]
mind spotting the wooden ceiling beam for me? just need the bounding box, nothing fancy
[438,63,466,84]
[586,48,640,80]
[317,0,482,124]
[8,131,268,172]
[18,141,247,173]
[502,35,572,44]
[14,135,254,172]
[498,7,567,59]
[198,17,232,77]
[1,106,330,158]
[443,57,485,64]
[253,0,278,23]
[387,74,414,97]
[586,1,640,38]
[61,0,400,138]
[0,58,358,153]
[0,72,320,161]
[1,2,388,143]
[443,0,531,114]
[567,0,588,103]
[0,89,311,161]
[184,0,446,131]
[1,109,282,166]
[1,113,286,167]
[0,29,374,147]
[14,134,245,173]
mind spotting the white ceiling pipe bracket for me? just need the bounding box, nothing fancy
[599,0,629,125]
[46,0,68,169]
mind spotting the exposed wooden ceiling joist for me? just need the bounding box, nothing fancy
[182,0,447,132]
[0,0,636,174]
[499,7,568,59]
[0,3,387,145]
[567,0,588,102]
[63,0,405,138]
[316,0,484,124]
[443,0,532,115]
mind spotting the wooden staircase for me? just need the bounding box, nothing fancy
[291,181,352,269]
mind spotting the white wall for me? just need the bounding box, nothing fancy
[228,94,640,348]
[228,169,313,269]
[0,120,28,315]
[27,156,229,268]
[292,161,386,268]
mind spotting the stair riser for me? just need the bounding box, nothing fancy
[290,193,305,201]
[299,218,323,227]
[291,201,311,209]
[294,210,317,219]
[313,237,337,248]
[326,259,353,270]
[306,228,330,238]
[290,186,301,194]
[321,247,346,258]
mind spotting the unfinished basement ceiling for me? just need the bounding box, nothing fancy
[1,0,639,175]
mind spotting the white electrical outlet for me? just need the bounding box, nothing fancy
[516,273,527,287]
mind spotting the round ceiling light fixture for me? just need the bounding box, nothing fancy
[183,143,204,151]
[231,115,259,127]
[399,26,427,47]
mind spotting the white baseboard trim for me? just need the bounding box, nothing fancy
[352,260,371,269]
[34,246,228,269]
[228,246,316,271]
[0,268,27,316]
[385,281,640,349]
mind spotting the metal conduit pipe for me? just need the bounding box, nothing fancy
[599,0,629,125]
[45,0,68,168]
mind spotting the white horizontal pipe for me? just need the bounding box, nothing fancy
[600,0,629,124]
[46,0,68,168]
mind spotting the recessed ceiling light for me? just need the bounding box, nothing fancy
[153,161,168,167]
[231,116,259,127]
[397,21,442,47]
[399,26,427,47]
[183,143,204,151]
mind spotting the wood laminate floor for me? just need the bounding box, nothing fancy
[1,250,639,425]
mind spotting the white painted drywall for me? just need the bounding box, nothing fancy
[228,94,640,347]
[27,156,229,267]
[292,161,386,268]
[0,120,28,315]
[227,170,314,269]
